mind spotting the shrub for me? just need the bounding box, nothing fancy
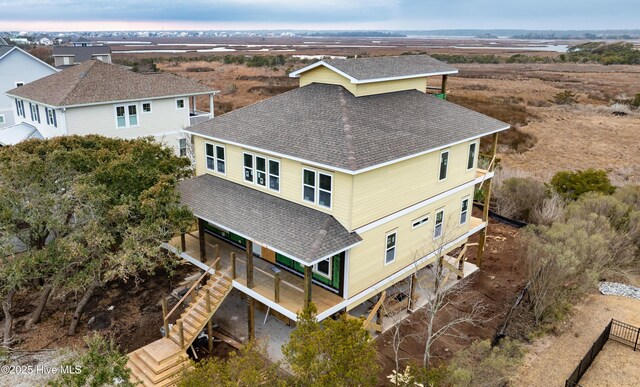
[632,93,640,108]
[549,169,616,201]
[493,177,547,223]
[525,193,638,325]
[529,191,566,226]
[178,340,282,387]
[552,90,578,105]
[446,339,524,387]
[48,334,133,387]
[283,305,379,387]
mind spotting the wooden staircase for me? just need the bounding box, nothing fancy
[127,266,233,386]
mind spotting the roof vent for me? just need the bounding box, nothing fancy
[79,71,87,78]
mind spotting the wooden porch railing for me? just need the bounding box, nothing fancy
[163,256,220,332]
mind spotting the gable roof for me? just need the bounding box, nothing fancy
[290,55,458,84]
[179,174,362,265]
[0,38,8,45]
[6,60,216,107]
[0,123,43,146]
[0,45,58,72]
[187,83,509,174]
[52,46,111,62]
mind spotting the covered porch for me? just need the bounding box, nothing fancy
[189,93,215,126]
[176,174,362,333]
[170,230,346,319]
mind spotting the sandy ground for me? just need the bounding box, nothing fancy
[512,294,640,386]
[580,341,640,387]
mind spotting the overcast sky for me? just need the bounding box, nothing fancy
[1,0,638,31]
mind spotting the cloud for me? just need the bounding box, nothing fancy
[0,0,638,30]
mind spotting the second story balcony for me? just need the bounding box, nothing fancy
[190,110,213,126]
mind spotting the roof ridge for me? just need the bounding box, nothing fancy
[306,216,333,261]
[337,87,358,170]
[59,61,98,106]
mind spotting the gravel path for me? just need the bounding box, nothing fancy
[599,281,640,300]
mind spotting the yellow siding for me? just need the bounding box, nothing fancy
[351,141,478,229]
[298,65,426,97]
[346,185,476,298]
[299,66,357,95]
[192,135,354,230]
[355,77,426,96]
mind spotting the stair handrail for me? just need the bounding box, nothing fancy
[180,266,233,325]
[478,153,497,191]
[165,257,220,323]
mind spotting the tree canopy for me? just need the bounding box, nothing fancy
[0,135,194,338]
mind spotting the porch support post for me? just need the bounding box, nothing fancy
[198,218,206,263]
[477,133,499,268]
[441,74,448,94]
[247,296,255,341]
[192,96,196,114]
[209,93,215,117]
[246,240,254,289]
[304,265,312,309]
[408,273,417,312]
[180,232,186,251]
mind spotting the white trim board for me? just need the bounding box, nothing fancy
[5,91,219,110]
[288,60,458,84]
[186,126,510,176]
[354,171,493,234]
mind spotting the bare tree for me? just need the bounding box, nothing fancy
[410,214,487,370]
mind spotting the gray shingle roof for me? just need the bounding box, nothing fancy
[52,46,111,62]
[0,45,14,58]
[292,55,458,82]
[6,60,215,107]
[179,174,361,264]
[188,83,509,172]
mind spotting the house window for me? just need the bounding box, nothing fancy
[205,142,225,174]
[243,152,280,191]
[243,153,254,182]
[302,168,332,208]
[412,214,430,229]
[434,209,444,239]
[142,102,152,113]
[179,139,187,157]
[128,105,137,126]
[15,82,24,87]
[29,103,40,123]
[176,98,185,109]
[115,104,138,128]
[15,100,25,118]
[467,143,477,170]
[269,159,280,191]
[439,150,449,181]
[460,197,470,226]
[45,107,57,127]
[0,115,4,124]
[385,231,397,265]
[314,257,332,279]
[63,56,70,65]
[256,156,267,186]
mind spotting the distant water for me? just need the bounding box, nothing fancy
[452,44,569,53]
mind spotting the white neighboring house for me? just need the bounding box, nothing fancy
[1,60,218,155]
[0,45,58,128]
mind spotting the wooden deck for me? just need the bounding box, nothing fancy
[469,215,484,230]
[170,231,345,317]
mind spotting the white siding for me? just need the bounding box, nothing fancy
[10,97,67,138]
[65,97,192,153]
[0,49,57,128]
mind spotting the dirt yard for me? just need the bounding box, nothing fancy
[376,214,527,381]
[512,294,640,386]
[580,340,640,387]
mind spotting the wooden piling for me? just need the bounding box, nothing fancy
[274,272,280,303]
